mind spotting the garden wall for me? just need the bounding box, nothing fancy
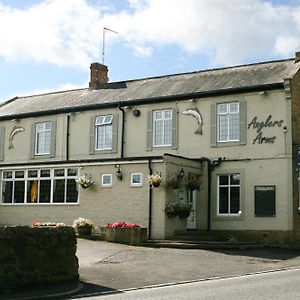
[0,226,79,291]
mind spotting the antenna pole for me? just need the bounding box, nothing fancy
[102,27,118,65]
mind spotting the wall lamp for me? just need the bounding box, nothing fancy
[179,168,185,178]
[115,164,123,180]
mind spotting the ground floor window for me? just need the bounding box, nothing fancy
[1,168,79,204]
[217,174,240,215]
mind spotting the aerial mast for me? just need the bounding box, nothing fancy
[102,27,118,65]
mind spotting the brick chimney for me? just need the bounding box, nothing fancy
[89,63,108,89]
[295,51,300,63]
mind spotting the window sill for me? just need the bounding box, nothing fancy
[0,203,80,206]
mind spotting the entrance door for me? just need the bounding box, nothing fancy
[187,190,197,229]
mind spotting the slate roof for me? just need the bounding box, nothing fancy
[0,58,299,119]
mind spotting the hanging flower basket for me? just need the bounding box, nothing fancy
[177,202,192,219]
[75,174,93,189]
[178,210,191,219]
[165,202,179,218]
[148,173,162,188]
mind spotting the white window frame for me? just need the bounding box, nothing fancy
[35,122,52,155]
[101,174,112,187]
[0,168,79,205]
[217,174,240,216]
[131,173,143,187]
[153,109,172,147]
[217,102,239,143]
[95,115,113,151]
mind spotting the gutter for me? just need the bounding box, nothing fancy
[0,155,164,168]
[0,83,284,121]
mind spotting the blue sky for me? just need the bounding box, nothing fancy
[0,0,300,102]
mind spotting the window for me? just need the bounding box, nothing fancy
[153,109,172,147]
[211,101,246,146]
[131,173,143,187]
[101,174,112,187]
[1,168,79,204]
[217,174,240,215]
[35,122,52,155]
[95,115,113,150]
[217,102,239,142]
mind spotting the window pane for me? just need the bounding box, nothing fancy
[66,179,78,203]
[15,171,24,178]
[219,175,228,185]
[229,103,239,113]
[218,104,228,114]
[54,169,65,177]
[230,174,240,185]
[3,171,12,179]
[218,115,228,141]
[28,170,38,178]
[68,168,78,176]
[164,119,172,145]
[102,175,112,185]
[41,170,50,177]
[53,179,65,203]
[39,180,51,203]
[219,187,228,214]
[27,181,38,203]
[2,181,13,203]
[132,174,141,184]
[14,181,25,203]
[154,120,163,145]
[230,187,240,213]
[229,114,239,140]
[104,115,113,124]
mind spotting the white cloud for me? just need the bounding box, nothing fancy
[103,0,300,64]
[0,0,300,68]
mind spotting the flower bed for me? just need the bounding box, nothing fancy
[101,222,147,245]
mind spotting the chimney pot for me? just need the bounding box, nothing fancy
[89,63,108,89]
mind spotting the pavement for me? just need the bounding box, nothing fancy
[3,238,300,299]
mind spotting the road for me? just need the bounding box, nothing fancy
[72,267,300,300]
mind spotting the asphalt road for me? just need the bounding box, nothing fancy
[72,239,300,299]
[73,267,300,300]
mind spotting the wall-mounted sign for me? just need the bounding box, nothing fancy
[254,185,276,217]
[247,115,284,144]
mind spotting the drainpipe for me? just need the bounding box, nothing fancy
[66,113,71,161]
[198,157,223,231]
[118,105,125,158]
[148,158,153,240]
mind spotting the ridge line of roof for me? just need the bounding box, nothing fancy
[6,57,295,102]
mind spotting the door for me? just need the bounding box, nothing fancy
[187,190,197,229]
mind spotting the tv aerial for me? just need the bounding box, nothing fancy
[102,27,118,65]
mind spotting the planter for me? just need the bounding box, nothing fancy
[166,211,178,218]
[77,226,92,236]
[80,184,90,189]
[178,210,191,219]
[101,227,147,245]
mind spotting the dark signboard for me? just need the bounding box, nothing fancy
[296,145,300,171]
[254,186,276,217]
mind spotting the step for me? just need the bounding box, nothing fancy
[169,235,229,242]
[142,239,260,250]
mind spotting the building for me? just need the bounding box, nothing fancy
[1,54,300,243]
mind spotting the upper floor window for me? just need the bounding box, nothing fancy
[35,122,52,155]
[211,100,246,147]
[95,115,113,151]
[153,109,172,147]
[217,102,239,142]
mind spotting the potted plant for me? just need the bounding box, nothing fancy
[148,173,162,188]
[164,202,179,218]
[186,175,203,191]
[177,202,192,219]
[73,217,94,236]
[75,174,93,189]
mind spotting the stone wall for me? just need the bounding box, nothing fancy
[0,226,78,291]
